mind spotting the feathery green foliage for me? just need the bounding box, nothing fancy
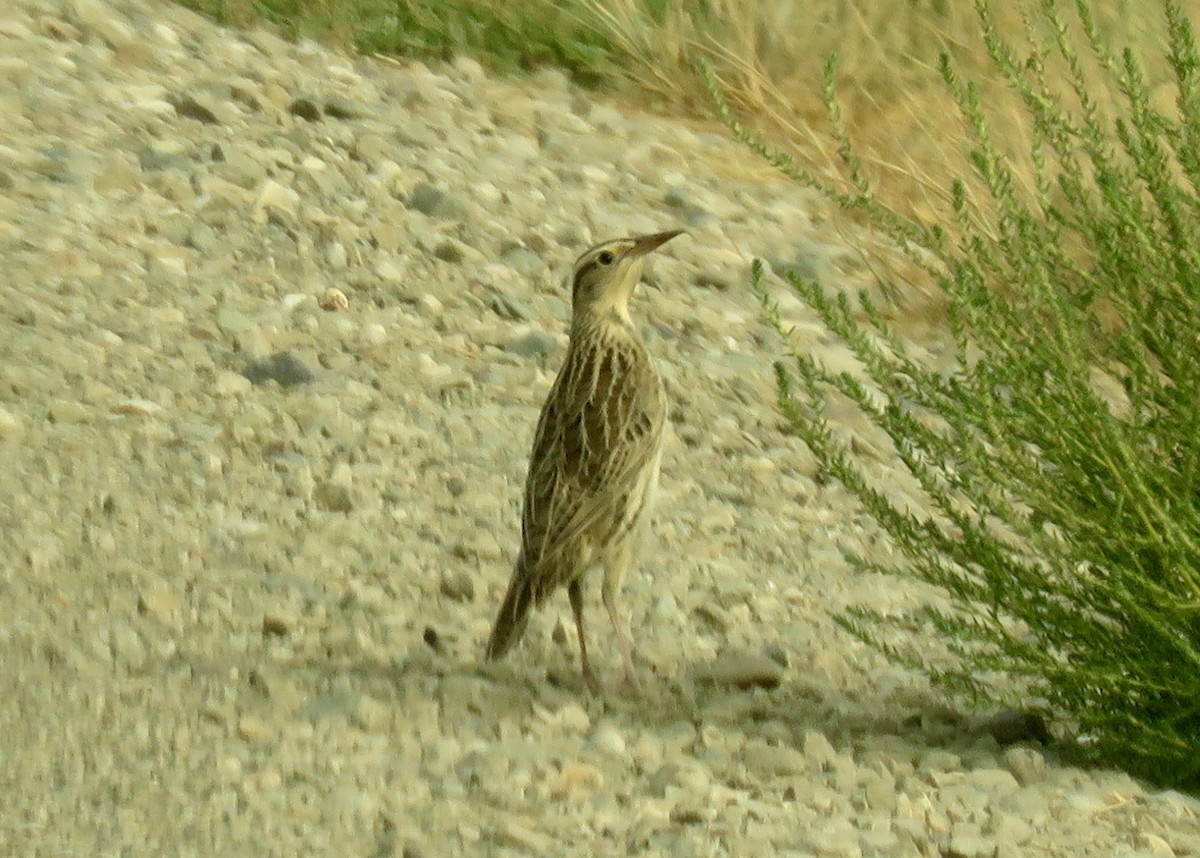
[715,0,1200,787]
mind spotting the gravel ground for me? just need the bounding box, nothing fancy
[1,0,1198,855]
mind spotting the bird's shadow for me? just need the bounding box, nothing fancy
[333,640,1057,769]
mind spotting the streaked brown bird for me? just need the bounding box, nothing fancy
[485,229,683,692]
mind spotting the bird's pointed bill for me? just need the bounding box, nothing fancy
[628,229,684,258]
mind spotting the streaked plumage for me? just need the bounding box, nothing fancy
[486,230,682,692]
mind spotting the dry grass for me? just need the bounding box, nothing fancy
[591,1,1189,208]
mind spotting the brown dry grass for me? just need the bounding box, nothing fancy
[590,1,1188,209]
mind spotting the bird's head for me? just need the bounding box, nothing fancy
[569,230,683,324]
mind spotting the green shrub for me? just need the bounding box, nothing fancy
[708,0,1200,787]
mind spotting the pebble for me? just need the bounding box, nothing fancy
[237,716,274,742]
[212,369,252,397]
[742,739,809,777]
[504,330,558,358]
[112,397,163,417]
[319,287,349,312]
[803,730,839,770]
[0,406,26,437]
[439,569,475,602]
[551,762,604,801]
[244,351,316,387]
[694,649,784,690]
[261,612,297,637]
[137,583,179,618]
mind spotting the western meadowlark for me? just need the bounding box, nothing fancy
[486,229,683,693]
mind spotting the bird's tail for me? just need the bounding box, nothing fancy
[486,564,534,661]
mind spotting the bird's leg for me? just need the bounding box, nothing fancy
[568,580,600,695]
[602,579,640,690]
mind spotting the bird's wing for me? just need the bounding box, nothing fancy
[519,338,663,598]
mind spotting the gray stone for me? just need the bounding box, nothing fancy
[215,305,252,335]
[313,481,354,513]
[170,94,220,124]
[504,331,558,358]
[288,97,322,121]
[500,245,543,276]
[694,650,784,690]
[407,182,463,219]
[439,569,475,602]
[244,351,316,387]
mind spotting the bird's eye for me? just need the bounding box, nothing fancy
[597,250,614,265]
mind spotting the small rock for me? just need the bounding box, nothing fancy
[550,762,604,800]
[288,97,321,121]
[147,254,188,285]
[650,593,685,625]
[763,644,790,669]
[695,650,783,690]
[493,819,553,854]
[557,703,591,734]
[319,287,349,311]
[323,97,359,119]
[48,400,91,423]
[362,323,387,345]
[589,724,627,756]
[432,240,464,264]
[112,398,163,417]
[261,612,296,637]
[408,182,462,219]
[990,813,1034,845]
[212,370,252,397]
[1136,832,1177,856]
[439,569,475,602]
[802,730,838,770]
[313,481,354,513]
[137,584,179,618]
[171,94,220,124]
[374,256,406,283]
[244,351,315,387]
[236,716,273,742]
[422,626,440,650]
[93,161,140,194]
[487,291,534,322]
[692,603,730,633]
[280,294,309,314]
[349,694,389,731]
[944,833,997,858]
[1002,747,1048,785]
[303,691,384,728]
[252,179,300,225]
[804,817,861,857]
[742,739,808,776]
[0,406,24,438]
[500,245,542,276]
[504,331,558,358]
[919,750,962,773]
[669,806,706,825]
[647,760,710,797]
[215,305,253,334]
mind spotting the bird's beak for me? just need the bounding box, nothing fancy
[627,229,684,259]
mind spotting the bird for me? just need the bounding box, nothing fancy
[485,229,683,693]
